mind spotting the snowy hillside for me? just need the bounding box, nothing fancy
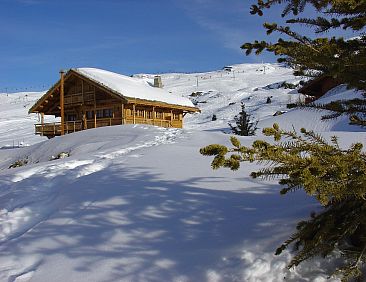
[138,63,304,131]
[260,85,366,132]
[0,63,364,282]
[0,92,46,148]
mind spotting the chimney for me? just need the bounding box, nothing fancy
[154,75,163,88]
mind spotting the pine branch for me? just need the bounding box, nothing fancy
[264,23,321,53]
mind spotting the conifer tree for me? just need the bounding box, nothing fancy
[229,103,258,136]
[243,1,366,124]
[200,124,366,281]
[242,0,366,91]
[200,1,366,280]
[304,96,366,127]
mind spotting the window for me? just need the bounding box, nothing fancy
[156,111,163,119]
[86,111,94,119]
[88,108,113,119]
[67,114,77,121]
[136,109,144,117]
[103,109,113,118]
[96,110,103,118]
[146,111,153,119]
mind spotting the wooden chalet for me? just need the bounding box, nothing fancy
[298,76,341,103]
[29,68,200,138]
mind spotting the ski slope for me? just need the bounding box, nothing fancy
[139,63,304,131]
[0,63,364,282]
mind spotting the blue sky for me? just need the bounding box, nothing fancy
[0,0,325,91]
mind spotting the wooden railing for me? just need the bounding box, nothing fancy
[124,118,173,128]
[64,94,83,105]
[35,121,83,136]
[35,118,174,137]
[64,92,95,105]
[35,123,61,136]
[85,118,125,129]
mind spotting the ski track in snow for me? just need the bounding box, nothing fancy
[0,127,185,282]
[0,127,182,245]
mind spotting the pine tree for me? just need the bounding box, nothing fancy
[242,0,366,91]
[200,124,366,281]
[304,96,366,127]
[229,103,258,136]
[200,1,366,279]
[244,1,366,125]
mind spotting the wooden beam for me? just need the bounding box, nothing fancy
[60,70,65,135]
[41,113,44,137]
[81,79,84,104]
[152,106,155,125]
[28,69,73,114]
[81,80,85,129]
[48,103,60,113]
[121,103,124,124]
[133,104,136,124]
[94,86,97,128]
[83,112,87,129]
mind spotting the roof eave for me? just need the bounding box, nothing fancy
[28,71,71,114]
[124,97,200,112]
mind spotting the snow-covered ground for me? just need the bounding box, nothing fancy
[0,92,46,148]
[0,63,364,282]
[143,63,304,131]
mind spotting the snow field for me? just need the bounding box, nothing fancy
[0,63,364,281]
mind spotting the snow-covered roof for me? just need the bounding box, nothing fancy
[73,68,196,108]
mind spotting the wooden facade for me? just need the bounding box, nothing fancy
[29,69,199,138]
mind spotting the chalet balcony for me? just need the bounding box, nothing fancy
[35,118,175,138]
[64,92,95,105]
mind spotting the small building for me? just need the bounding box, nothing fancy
[29,68,200,138]
[298,76,341,103]
[223,66,233,72]
[153,75,163,88]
